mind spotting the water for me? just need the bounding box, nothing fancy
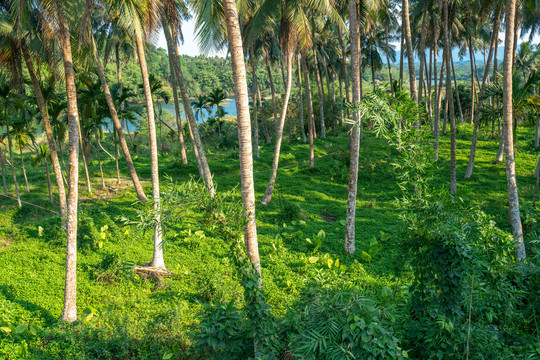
[111,97,238,133]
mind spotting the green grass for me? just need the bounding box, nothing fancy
[0,122,538,359]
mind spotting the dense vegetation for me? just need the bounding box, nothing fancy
[0,0,539,359]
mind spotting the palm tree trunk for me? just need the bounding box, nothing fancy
[266,54,278,129]
[338,74,344,126]
[301,55,315,168]
[95,128,106,190]
[297,54,306,143]
[345,0,361,254]
[464,10,500,178]
[444,0,457,194]
[256,83,266,146]
[21,42,67,219]
[433,38,440,159]
[451,54,464,122]
[260,40,296,204]
[533,155,540,207]
[5,125,21,207]
[399,31,404,89]
[502,0,526,260]
[113,130,120,184]
[59,14,79,323]
[427,47,433,120]
[402,0,417,102]
[91,36,147,201]
[0,148,7,195]
[168,44,188,165]
[162,17,215,197]
[135,28,165,269]
[418,1,428,106]
[371,48,376,91]
[223,0,261,278]
[535,116,539,150]
[45,161,53,204]
[338,29,350,104]
[385,25,395,97]
[251,54,260,159]
[19,147,29,192]
[468,38,476,124]
[312,48,326,139]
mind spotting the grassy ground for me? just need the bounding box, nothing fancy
[0,122,538,359]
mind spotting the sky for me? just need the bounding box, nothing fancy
[155,18,540,63]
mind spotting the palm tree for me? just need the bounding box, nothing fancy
[31,144,54,203]
[345,0,361,254]
[207,87,227,116]
[11,115,35,193]
[222,0,261,282]
[502,0,526,260]
[301,53,315,168]
[402,0,417,102]
[443,0,456,194]
[0,139,7,196]
[192,95,211,122]
[161,12,215,196]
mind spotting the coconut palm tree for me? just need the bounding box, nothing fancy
[222,0,261,283]
[502,0,526,260]
[402,0,417,102]
[31,144,54,203]
[207,87,227,116]
[192,95,211,122]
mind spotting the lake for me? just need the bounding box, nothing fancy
[114,97,238,133]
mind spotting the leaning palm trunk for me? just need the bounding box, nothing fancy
[113,130,120,184]
[444,1,457,194]
[464,10,500,178]
[502,0,526,260]
[5,125,21,207]
[385,25,394,97]
[265,54,278,129]
[301,55,314,168]
[260,41,296,205]
[21,42,67,218]
[297,54,306,143]
[345,0,361,254]
[59,15,79,323]
[162,17,215,197]
[251,54,260,159]
[18,147,29,192]
[45,161,53,204]
[223,0,261,278]
[135,29,165,269]
[1,148,7,195]
[402,0,417,102]
[91,36,147,201]
[313,48,326,138]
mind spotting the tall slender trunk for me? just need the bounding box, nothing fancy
[371,47,376,91]
[433,36,440,159]
[535,116,539,149]
[223,0,260,278]
[251,53,260,159]
[95,128,106,190]
[385,25,395,97]
[338,74,344,126]
[345,0,361,254]
[427,47,433,120]
[265,54,278,129]
[402,0,417,101]
[45,161,53,204]
[21,42,67,218]
[135,28,165,269]
[91,36,147,201]
[256,83,266,146]
[5,125,21,207]
[170,64,188,165]
[338,30,350,104]
[163,17,215,197]
[297,54,306,143]
[19,147,29,192]
[59,15,79,323]
[301,55,315,168]
[451,54,464,122]
[444,0,457,194]
[399,31,404,89]
[0,148,7,195]
[503,0,526,260]
[260,40,296,205]
[464,10,500,178]
[533,155,540,207]
[418,1,428,106]
[113,130,120,184]
[468,38,476,124]
[312,48,326,139]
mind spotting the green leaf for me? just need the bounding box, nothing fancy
[38,226,44,237]
[162,350,173,360]
[361,251,372,262]
[327,259,333,268]
[305,238,312,244]
[15,324,27,334]
[317,230,326,240]
[308,256,319,264]
[194,230,205,238]
[339,220,346,226]
[172,343,180,352]
[334,258,340,268]
[0,327,11,334]
[380,231,390,241]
